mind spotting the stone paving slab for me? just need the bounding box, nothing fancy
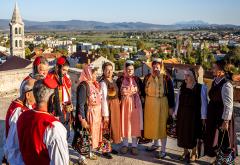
[0,95,239,164]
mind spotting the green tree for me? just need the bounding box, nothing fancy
[221,44,230,53]
[231,47,240,67]
[136,40,145,50]
[114,59,126,70]
[134,60,142,69]
[186,37,193,59]
[25,47,32,60]
[176,37,182,57]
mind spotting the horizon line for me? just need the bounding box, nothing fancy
[1,18,240,26]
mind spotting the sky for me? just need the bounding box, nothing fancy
[0,0,240,25]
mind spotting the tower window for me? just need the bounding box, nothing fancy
[19,28,22,34]
[15,40,18,47]
[19,40,22,47]
[15,27,18,34]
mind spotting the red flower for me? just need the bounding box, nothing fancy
[57,56,66,65]
[33,57,41,66]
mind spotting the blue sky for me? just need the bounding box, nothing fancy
[1,0,240,25]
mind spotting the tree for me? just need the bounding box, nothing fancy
[134,60,142,69]
[136,40,145,50]
[186,37,193,59]
[221,44,230,53]
[28,43,35,52]
[25,47,32,60]
[114,59,126,70]
[231,47,240,67]
[176,37,182,57]
[53,48,68,56]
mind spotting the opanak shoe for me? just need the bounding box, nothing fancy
[156,151,167,159]
[120,146,128,154]
[103,152,113,159]
[131,147,139,156]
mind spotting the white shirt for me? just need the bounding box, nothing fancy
[4,107,24,165]
[44,121,69,165]
[214,77,234,121]
[174,84,208,119]
[62,86,70,103]
[100,81,109,117]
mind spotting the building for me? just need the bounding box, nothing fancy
[114,52,130,60]
[135,61,204,85]
[71,52,115,74]
[77,42,100,52]
[0,56,32,71]
[9,2,25,58]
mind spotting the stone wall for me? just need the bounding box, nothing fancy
[0,68,31,96]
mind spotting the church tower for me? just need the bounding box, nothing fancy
[9,2,25,58]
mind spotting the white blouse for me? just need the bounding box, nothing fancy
[100,81,109,117]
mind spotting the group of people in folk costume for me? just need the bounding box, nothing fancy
[3,54,237,165]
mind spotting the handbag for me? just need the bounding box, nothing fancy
[98,128,112,153]
[72,128,92,156]
[215,129,235,165]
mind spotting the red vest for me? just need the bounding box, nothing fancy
[17,110,58,165]
[5,99,28,137]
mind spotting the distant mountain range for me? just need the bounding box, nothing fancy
[0,19,239,31]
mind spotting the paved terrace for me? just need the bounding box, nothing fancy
[0,93,239,165]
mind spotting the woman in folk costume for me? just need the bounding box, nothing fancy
[174,69,208,163]
[73,65,102,164]
[99,62,122,159]
[205,60,237,159]
[143,58,175,159]
[47,56,73,138]
[20,56,49,96]
[116,60,143,156]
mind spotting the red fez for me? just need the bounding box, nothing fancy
[43,76,58,89]
[33,57,41,66]
[57,56,66,65]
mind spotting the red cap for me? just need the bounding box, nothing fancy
[33,57,41,66]
[57,56,66,65]
[43,76,58,89]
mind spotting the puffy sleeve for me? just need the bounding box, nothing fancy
[201,85,208,119]
[221,82,234,120]
[4,108,24,165]
[44,121,69,165]
[174,89,180,116]
[76,84,87,119]
[166,76,175,109]
[101,81,109,117]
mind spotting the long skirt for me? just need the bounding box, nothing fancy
[176,105,202,149]
[109,98,122,144]
[88,105,102,149]
[121,95,142,138]
[205,102,237,157]
[144,96,169,139]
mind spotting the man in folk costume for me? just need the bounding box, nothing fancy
[17,77,69,165]
[99,62,122,159]
[3,78,36,165]
[116,60,144,155]
[143,58,175,159]
[20,56,49,96]
[73,65,102,164]
[174,69,208,163]
[205,60,237,159]
[48,56,73,138]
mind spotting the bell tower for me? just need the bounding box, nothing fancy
[9,2,25,58]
